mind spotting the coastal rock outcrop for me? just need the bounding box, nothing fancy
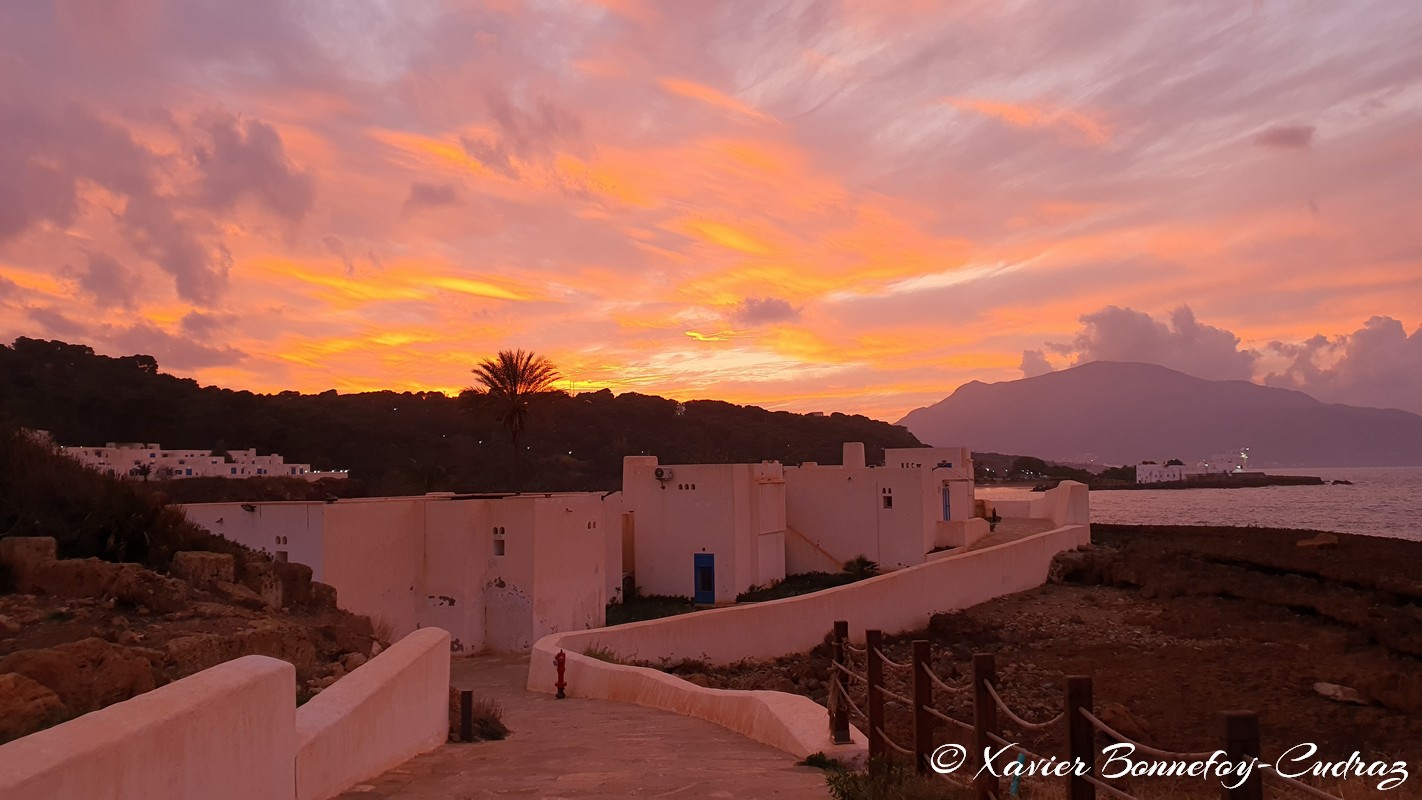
[0,672,67,743]
[0,637,155,715]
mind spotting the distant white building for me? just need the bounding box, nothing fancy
[1136,448,1250,484]
[60,442,347,481]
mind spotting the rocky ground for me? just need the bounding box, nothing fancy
[668,524,1422,786]
[0,536,386,743]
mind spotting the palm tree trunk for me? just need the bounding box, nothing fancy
[511,429,520,492]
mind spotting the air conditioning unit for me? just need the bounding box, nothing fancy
[654,467,674,481]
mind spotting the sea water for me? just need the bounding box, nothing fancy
[977,466,1422,542]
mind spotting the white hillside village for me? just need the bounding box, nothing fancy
[59,442,349,481]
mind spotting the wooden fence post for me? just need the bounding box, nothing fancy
[1222,711,1262,800]
[866,629,885,773]
[973,653,998,800]
[459,689,473,743]
[1066,676,1095,800]
[912,639,933,775]
[831,620,850,745]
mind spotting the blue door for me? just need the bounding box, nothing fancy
[693,553,715,604]
[942,486,951,521]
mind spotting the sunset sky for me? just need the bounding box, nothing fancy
[2,0,1420,420]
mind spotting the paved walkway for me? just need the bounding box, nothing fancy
[337,654,829,799]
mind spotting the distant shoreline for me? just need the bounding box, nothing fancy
[1025,473,1330,492]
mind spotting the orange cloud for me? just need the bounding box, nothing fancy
[659,78,780,125]
[945,97,1111,145]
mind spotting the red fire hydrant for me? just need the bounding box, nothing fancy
[554,649,567,699]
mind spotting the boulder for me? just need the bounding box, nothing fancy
[1297,532,1340,548]
[311,582,338,608]
[340,652,368,672]
[1314,681,1368,706]
[164,634,237,677]
[210,580,269,610]
[239,562,284,609]
[0,637,155,715]
[170,551,236,588]
[275,561,315,607]
[0,537,58,589]
[106,565,190,613]
[235,619,319,678]
[25,558,123,598]
[0,672,67,743]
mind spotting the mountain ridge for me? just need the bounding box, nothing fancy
[898,361,1422,467]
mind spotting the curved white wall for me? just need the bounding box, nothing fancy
[296,628,451,800]
[0,656,296,800]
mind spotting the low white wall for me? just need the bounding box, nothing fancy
[981,481,1089,528]
[528,521,1089,758]
[295,628,451,800]
[530,648,867,762]
[0,656,296,800]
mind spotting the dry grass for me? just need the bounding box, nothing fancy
[581,645,625,664]
[467,697,509,741]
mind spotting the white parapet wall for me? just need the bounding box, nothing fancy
[988,480,1090,529]
[528,489,1089,761]
[0,655,297,800]
[295,627,452,800]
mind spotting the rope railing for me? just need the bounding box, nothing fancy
[874,647,912,671]
[984,731,1057,774]
[831,660,866,684]
[923,704,974,734]
[984,681,1064,732]
[841,687,868,722]
[921,661,968,695]
[824,622,1343,800]
[876,685,913,707]
[1078,709,1217,761]
[877,727,914,757]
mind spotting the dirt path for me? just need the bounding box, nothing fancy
[337,653,828,799]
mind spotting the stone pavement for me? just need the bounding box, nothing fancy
[336,653,830,799]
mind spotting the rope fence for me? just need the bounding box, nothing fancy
[825,620,1344,800]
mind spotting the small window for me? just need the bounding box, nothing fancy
[275,551,288,563]
[883,494,893,509]
[493,539,506,557]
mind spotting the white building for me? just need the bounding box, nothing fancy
[1135,463,1188,483]
[617,442,989,601]
[619,456,787,604]
[783,443,987,573]
[179,493,610,652]
[1136,448,1250,484]
[61,442,347,481]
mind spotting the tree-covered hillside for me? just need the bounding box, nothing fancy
[0,338,922,494]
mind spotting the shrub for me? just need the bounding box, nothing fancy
[798,752,843,770]
[468,697,509,741]
[841,556,880,581]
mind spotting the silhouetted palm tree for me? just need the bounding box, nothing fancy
[467,350,559,489]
